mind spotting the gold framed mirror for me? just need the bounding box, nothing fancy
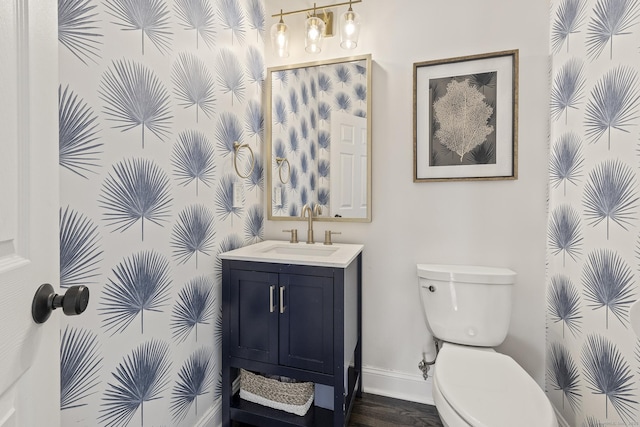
[266,54,372,222]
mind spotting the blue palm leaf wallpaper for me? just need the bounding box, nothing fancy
[170,276,215,343]
[552,0,588,53]
[59,84,102,178]
[551,58,586,123]
[582,249,635,328]
[99,339,172,426]
[174,0,216,49]
[171,204,216,267]
[170,348,214,422]
[581,335,637,423]
[100,59,172,147]
[584,66,639,147]
[104,0,172,55]
[549,0,640,424]
[582,159,637,238]
[60,326,102,410]
[59,0,263,425]
[586,0,640,59]
[58,0,103,64]
[171,130,216,195]
[60,206,103,288]
[172,52,216,122]
[100,158,172,240]
[548,342,582,411]
[100,250,172,334]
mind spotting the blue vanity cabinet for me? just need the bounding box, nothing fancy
[221,255,362,427]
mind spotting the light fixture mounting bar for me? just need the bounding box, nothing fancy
[271,0,362,18]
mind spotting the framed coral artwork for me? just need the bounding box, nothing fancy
[413,50,518,182]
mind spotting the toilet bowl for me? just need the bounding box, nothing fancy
[417,264,558,427]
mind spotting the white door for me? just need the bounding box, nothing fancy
[329,112,368,218]
[0,2,60,426]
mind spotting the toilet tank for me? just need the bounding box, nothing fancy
[417,264,516,347]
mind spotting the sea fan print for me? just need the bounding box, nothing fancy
[59,85,102,178]
[586,0,640,59]
[171,276,215,342]
[548,204,583,266]
[581,335,637,423]
[100,250,172,334]
[335,64,352,87]
[551,58,586,124]
[318,130,330,151]
[300,117,308,141]
[60,206,102,289]
[171,130,215,195]
[171,204,215,267]
[318,72,333,96]
[548,342,581,411]
[335,92,352,112]
[582,249,635,328]
[58,0,102,64]
[289,127,300,155]
[218,0,246,45]
[354,83,367,105]
[104,0,172,54]
[100,158,172,240]
[548,275,582,337]
[216,49,246,106]
[247,155,264,194]
[100,59,172,147]
[215,234,244,282]
[289,88,300,116]
[99,340,171,427]
[318,102,331,121]
[584,66,639,148]
[170,348,214,422]
[552,0,587,52]
[550,132,584,195]
[273,96,288,128]
[172,53,216,122]
[175,0,216,48]
[60,326,102,410]
[583,159,637,239]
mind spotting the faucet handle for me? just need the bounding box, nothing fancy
[323,230,341,245]
[283,229,298,243]
[313,204,322,216]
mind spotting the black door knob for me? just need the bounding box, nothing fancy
[32,283,90,324]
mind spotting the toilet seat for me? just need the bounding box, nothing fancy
[434,343,557,427]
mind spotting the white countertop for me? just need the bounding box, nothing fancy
[219,240,363,268]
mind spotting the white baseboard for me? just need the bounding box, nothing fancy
[195,399,221,427]
[361,365,435,406]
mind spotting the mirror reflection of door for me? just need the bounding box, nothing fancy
[330,112,367,218]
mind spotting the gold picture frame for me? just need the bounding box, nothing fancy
[413,50,518,182]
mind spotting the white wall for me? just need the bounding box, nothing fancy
[264,0,550,401]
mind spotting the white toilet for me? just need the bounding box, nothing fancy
[417,264,558,427]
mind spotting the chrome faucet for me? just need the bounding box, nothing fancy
[301,204,322,244]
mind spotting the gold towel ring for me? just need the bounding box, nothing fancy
[233,141,255,179]
[275,157,291,184]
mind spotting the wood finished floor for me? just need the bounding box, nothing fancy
[349,394,444,427]
[235,393,444,427]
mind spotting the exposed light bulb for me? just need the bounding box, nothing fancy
[340,7,360,50]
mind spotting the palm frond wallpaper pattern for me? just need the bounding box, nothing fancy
[59,84,102,178]
[549,1,640,424]
[59,0,263,424]
[58,0,103,64]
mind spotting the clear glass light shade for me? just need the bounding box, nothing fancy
[340,9,360,49]
[305,16,325,54]
[270,20,290,58]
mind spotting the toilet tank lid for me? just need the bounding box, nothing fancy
[417,264,517,285]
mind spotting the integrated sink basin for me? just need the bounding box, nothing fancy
[219,240,363,268]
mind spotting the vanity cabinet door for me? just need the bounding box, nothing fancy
[229,269,280,364]
[279,274,334,374]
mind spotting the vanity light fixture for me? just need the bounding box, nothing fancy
[305,4,326,54]
[270,0,363,56]
[270,10,290,58]
[340,0,360,49]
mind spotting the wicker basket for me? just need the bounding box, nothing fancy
[239,369,314,416]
